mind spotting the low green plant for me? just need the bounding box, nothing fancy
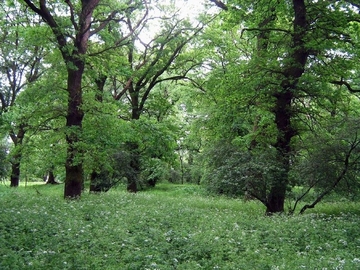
[0,183,359,269]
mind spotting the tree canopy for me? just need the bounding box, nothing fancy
[1,0,360,214]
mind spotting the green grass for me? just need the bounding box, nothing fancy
[1,182,360,269]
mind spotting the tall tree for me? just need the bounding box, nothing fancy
[0,2,45,186]
[22,0,100,197]
[205,0,360,213]
[21,0,148,197]
[92,4,205,192]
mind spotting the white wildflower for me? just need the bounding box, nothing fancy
[339,239,347,246]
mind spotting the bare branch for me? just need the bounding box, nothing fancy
[209,0,228,11]
[65,0,79,31]
[331,79,360,93]
[113,78,133,100]
[90,10,118,36]
[22,0,42,14]
[88,7,148,56]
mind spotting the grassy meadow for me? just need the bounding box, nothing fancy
[0,182,360,270]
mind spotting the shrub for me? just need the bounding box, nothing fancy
[202,142,284,199]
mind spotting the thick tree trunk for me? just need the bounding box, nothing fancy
[266,0,308,214]
[10,158,20,187]
[64,67,85,198]
[266,91,293,213]
[266,158,289,213]
[125,96,141,193]
[266,187,286,213]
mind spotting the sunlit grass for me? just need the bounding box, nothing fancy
[0,182,359,269]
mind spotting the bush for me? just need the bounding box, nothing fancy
[201,142,284,199]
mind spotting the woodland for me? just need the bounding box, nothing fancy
[1,1,360,269]
[1,0,360,216]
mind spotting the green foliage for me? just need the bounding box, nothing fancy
[0,183,360,269]
[0,140,10,180]
[202,142,284,200]
[289,118,360,206]
[1,0,360,217]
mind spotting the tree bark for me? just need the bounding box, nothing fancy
[10,157,20,187]
[124,88,141,193]
[9,125,25,187]
[126,141,139,193]
[266,91,294,214]
[46,170,57,184]
[266,0,309,214]
[64,65,85,198]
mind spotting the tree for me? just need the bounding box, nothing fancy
[89,2,206,192]
[0,140,10,181]
[0,2,45,186]
[203,0,360,213]
[21,0,149,197]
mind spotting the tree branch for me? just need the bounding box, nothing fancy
[88,6,148,56]
[65,0,79,32]
[209,0,228,11]
[22,0,42,14]
[23,0,68,52]
[299,135,360,214]
[90,10,118,36]
[331,79,360,93]
[240,27,291,38]
[138,25,203,111]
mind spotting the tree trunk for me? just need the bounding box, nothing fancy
[46,170,57,184]
[266,161,289,214]
[64,67,85,198]
[266,187,286,213]
[266,91,293,213]
[266,0,308,214]
[95,75,107,102]
[89,171,101,192]
[126,141,139,193]
[126,93,141,193]
[10,157,20,187]
[9,125,25,187]
[87,74,109,193]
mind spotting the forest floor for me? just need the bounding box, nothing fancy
[0,182,359,269]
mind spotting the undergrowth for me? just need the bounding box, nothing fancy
[0,182,359,269]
